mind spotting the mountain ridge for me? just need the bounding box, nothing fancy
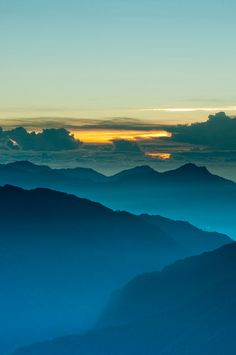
[12,242,236,355]
[1,160,235,184]
[1,184,231,354]
[0,160,235,237]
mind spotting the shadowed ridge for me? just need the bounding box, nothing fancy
[163,162,235,185]
[59,166,107,182]
[0,183,115,217]
[0,161,235,238]
[172,162,208,173]
[0,183,188,354]
[98,242,236,328]
[163,162,211,178]
[110,165,158,179]
[5,160,51,172]
[140,213,232,254]
[11,242,236,355]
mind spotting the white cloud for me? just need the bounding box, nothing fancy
[139,106,236,113]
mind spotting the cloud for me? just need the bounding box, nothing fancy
[0,117,164,131]
[0,127,81,151]
[170,112,236,149]
[75,118,165,131]
[0,113,235,180]
[139,106,236,113]
[112,139,142,153]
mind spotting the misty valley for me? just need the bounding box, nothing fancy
[0,162,235,354]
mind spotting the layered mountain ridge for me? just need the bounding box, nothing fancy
[0,160,235,236]
[0,184,230,354]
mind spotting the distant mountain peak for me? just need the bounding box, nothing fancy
[112,165,157,179]
[127,165,156,173]
[178,163,208,171]
[2,184,20,190]
[7,160,36,168]
[170,163,210,176]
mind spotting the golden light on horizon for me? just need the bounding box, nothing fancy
[72,129,172,144]
[145,152,171,160]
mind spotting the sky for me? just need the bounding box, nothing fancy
[0,0,236,180]
[1,0,236,123]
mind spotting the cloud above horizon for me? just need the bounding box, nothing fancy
[0,112,236,181]
[170,112,236,150]
[139,106,236,113]
[0,127,81,151]
[1,112,236,150]
[112,139,142,154]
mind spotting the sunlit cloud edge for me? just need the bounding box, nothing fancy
[139,106,236,113]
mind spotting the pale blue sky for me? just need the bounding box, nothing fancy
[0,0,236,122]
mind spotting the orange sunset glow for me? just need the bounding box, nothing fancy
[145,152,171,160]
[72,129,172,144]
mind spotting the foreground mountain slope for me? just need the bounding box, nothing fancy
[0,161,235,236]
[13,243,236,355]
[0,185,179,354]
[100,242,236,327]
[0,184,231,354]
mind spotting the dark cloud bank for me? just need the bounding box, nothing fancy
[0,127,81,151]
[112,139,142,153]
[1,112,235,151]
[170,112,236,149]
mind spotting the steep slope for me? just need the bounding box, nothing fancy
[100,242,236,327]
[14,243,236,355]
